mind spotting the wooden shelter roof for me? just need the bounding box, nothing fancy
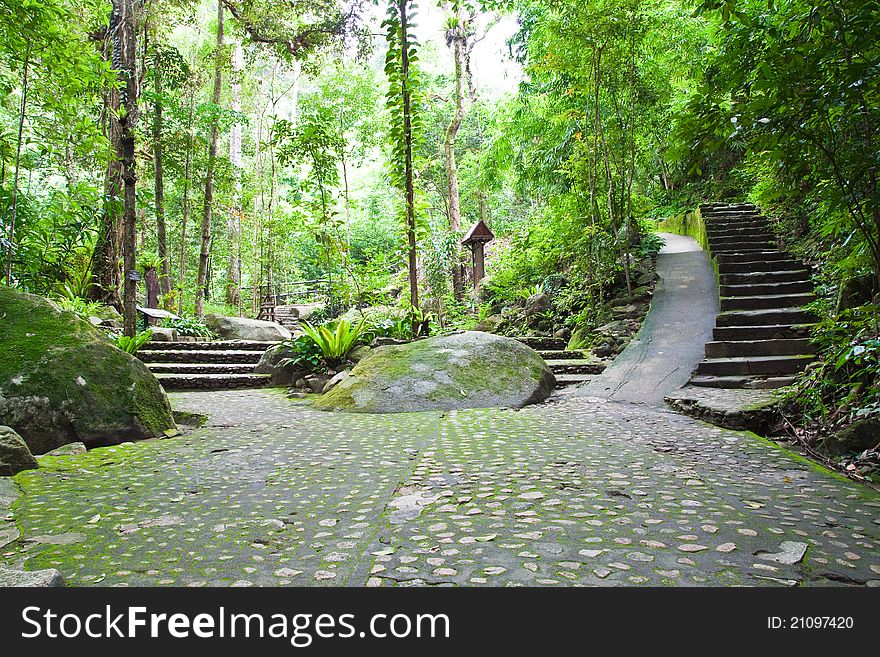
[461,219,495,245]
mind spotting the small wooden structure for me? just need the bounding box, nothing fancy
[137,306,180,331]
[461,220,494,288]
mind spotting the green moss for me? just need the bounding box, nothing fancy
[0,287,175,448]
[314,333,553,413]
[744,431,856,485]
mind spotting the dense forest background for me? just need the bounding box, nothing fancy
[0,0,878,457]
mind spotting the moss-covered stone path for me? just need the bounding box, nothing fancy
[3,389,879,586]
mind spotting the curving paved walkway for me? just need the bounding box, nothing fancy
[2,234,878,587]
[578,233,718,404]
[3,389,878,587]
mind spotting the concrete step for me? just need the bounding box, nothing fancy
[538,349,590,360]
[554,374,593,388]
[704,338,815,358]
[711,241,778,253]
[140,340,277,352]
[545,359,607,375]
[707,220,765,228]
[708,232,776,242]
[147,363,257,374]
[719,268,811,283]
[155,373,272,391]
[516,336,567,351]
[703,210,760,218]
[707,228,773,239]
[719,280,813,296]
[712,323,813,341]
[689,374,799,389]
[696,354,815,376]
[716,307,817,327]
[720,292,815,311]
[138,350,264,364]
[716,251,793,264]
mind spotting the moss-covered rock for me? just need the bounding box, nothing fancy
[0,286,176,454]
[819,418,880,456]
[0,425,38,475]
[314,331,555,413]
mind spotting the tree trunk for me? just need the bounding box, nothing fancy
[3,43,30,286]
[226,42,243,310]
[178,86,194,315]
[444,7,468,301]
[399,0,419,311]
[195,0,224,319]
[108,0,141,337]
[152,47,170,302]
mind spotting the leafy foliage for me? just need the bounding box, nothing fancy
[300,317,368,365]
[160,316,216,338]
[114,329,153,355]
[785,303,880,428]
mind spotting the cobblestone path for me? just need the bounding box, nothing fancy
[3,389,879,587]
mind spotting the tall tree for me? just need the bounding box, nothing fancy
[3,41,29,285]
[385,0,422,311]
[108,0,140,336]
[195,0,224,319]
[152,42,171,302]
[226,41,243,309]
[442,2,476,300]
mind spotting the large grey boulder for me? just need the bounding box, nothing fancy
[205,314,292,341]
[339,305,396,325]
[314,331,555,413]
[0,426,38,476]
[0,567,64,587]
[0,286,176,455]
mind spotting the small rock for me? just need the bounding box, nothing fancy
[41,442,87,457]
[756,541,808,565]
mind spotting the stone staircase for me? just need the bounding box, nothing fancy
[273,305,301,331]
[139,341,277,391]
[690,202,817,389]
[141,336,605,392]
[516,337,607,388]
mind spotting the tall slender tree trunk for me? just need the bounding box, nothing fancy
[177,86,194,315]
[4,43,30,286]
[107,0,141,337]
[399,0,419,311]
[195,0,224,319]
[226,42,243,310]
[152,47,170,302]
[444,6,468,300]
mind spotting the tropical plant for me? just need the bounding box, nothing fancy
[160,316,216,338]
[301,318,368,365]
[281,334,326,373]
[115,329,153,355]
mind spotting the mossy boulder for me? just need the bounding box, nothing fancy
[314,331,555,413]
[819,418,880,456]
[0,425,38,476]
[0,286,176,454]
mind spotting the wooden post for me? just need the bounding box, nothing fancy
[461,219,494,292]
[473,243,486,288]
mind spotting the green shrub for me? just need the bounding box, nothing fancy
[301,318,368,365]
[281,334,326,373]
[785,302,880,428]
[114,330,153,355]
[161,316,216,339]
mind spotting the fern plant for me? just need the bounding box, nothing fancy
[115,330,153,355]
[301,318,368,365]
